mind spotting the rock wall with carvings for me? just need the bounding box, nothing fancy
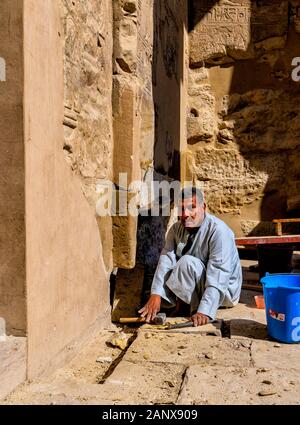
[186,0,300,236]
[60,0,114,270]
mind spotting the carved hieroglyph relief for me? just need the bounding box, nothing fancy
[190,0,252,65]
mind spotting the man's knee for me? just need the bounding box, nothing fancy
[176,255,205,274]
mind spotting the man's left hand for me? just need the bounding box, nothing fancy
[191,312,210,326]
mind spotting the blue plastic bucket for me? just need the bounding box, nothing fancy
[260,273,300,343]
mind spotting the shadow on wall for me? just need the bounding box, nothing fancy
[152,0,184,180]
[188,0,300,237]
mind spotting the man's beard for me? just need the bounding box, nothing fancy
[183,218,199,228]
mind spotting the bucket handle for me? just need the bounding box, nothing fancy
[264,272,300,277]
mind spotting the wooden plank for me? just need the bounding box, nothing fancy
[273,218,300,223]
[242,284,263,293]
[235,235,300,246]
[272,218,300,236]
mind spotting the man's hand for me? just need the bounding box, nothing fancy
[191,312,210,327]
[138,295,161,323]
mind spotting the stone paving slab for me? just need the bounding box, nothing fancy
[251,340,300,371]
[0,336,27,400]
[103,360,185,404]
[177,366,300,405]
[3,361,185,405]
[140,318,222,337]
[52,330,125,384]
[216,290,267,324]
[123,332,251,367]
[230,319,268,340]
[2,379,120,405]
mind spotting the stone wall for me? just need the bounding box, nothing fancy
[24,0,110,378]
[60,0,114,271]
[186,0,300,236]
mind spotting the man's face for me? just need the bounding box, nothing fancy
[179,196,206,229]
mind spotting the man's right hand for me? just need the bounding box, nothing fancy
[138,294,161,323]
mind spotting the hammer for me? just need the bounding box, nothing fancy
[119,312,167,325]
[166,319,218,329]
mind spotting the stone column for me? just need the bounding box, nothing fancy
[112,0,154,269]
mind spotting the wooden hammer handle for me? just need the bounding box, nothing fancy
[119,317,146,324]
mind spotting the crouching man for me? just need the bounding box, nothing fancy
[139,187,242,326]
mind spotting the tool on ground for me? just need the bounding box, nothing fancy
[119,312,167,325]
[166,319,218,330]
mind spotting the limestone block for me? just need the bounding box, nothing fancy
[123,333,251,367]
[177,366,300,405]
[251,340,300,371]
